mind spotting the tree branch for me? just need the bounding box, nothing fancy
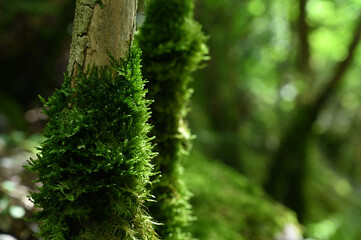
[298,0,310,75]
[311,16,361,116]
[265,16,361,220]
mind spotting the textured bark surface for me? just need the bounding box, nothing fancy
[67,0,137,80]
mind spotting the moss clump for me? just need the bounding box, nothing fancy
[184,150,300,240]
[26,46,159,240]
[138,0,208,239]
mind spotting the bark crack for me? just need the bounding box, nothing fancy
[67,0,137,84]
[67,0,96,78]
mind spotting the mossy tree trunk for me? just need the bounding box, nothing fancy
[26,0,159,239]
[138,0,208,239]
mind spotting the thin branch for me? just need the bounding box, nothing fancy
[298,0,310,74]
[311,16,361,115]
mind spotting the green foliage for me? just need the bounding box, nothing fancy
[192,0,361,237]
[26,46,158,240]
[138,0,208,239]
[184,150,300,240]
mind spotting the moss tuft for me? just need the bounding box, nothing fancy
[26,45,159,240]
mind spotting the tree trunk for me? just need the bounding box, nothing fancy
[67,0,137,79]
[26,0,159,239]
[139,0,208,239]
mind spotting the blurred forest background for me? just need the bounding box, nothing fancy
[1,0,361,239]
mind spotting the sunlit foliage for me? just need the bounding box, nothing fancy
[191,0,361,238]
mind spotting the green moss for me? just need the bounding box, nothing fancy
[138,0,208,239]
[184,150,300,240]
[95,0,104,9]
[26,45,158,240]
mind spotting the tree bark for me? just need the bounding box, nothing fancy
[26,0,161,238]
[67,0,137,82]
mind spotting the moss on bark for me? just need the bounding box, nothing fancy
[138,0,208,239]
[26,46,159,240]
